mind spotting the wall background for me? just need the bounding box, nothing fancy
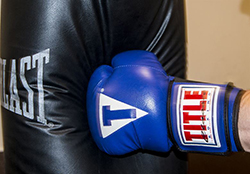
[185,0,250,88]
[0,0,250,172]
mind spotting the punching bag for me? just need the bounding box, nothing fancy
[1,0,187,173]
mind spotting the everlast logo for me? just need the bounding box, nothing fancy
[0,49,52,126]
[177,85,221,148]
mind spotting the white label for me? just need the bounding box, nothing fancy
[176,85,221,148]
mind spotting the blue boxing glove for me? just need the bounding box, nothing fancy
[87,51,172,155]
[87,50,245,155]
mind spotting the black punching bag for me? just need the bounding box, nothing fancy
[1,0,187,173]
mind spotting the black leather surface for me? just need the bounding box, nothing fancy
[1,0,187,173]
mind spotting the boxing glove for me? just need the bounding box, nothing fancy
[87,51,173,155]
[87,50,245,155]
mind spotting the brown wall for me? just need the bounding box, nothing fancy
[186,0,250,88]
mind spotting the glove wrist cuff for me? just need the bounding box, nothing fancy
[229,87,245,152]
[167,78,244,154]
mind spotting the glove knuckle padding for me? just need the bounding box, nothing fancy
[87,65,113,93]
[112,50,165,71]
